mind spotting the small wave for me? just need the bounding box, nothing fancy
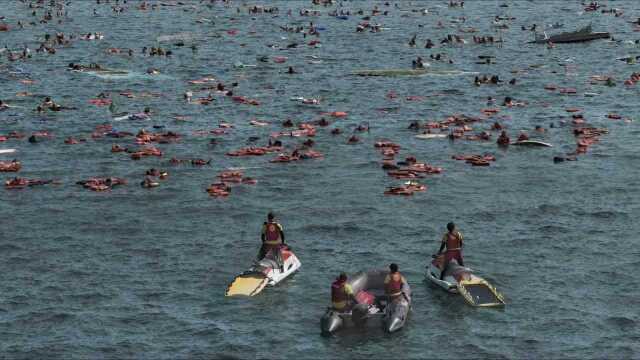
[606,316,636,330]
[200,310,224,320]
[7,257,30,266]
[461,343,509,359]
[537,204,563,214]
[42,285,65,293]
[193,327,224,338]
[428,70,479,77]
[573,210,628,220]
[67,292,112,304]
[538,224,568,234]
[0,243,22,252]
[18,312,75,326]
[137,291,170,302]
[472,211,497,221]
[63,269,92,278]
[300,224,336,233]
[213,353,245,360]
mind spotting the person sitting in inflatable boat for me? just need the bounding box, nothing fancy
[331,273,356,311]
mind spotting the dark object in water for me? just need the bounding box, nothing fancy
[530,24,610,44]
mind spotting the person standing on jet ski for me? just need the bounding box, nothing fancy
[258,212,285,260]
[437,222,464,279]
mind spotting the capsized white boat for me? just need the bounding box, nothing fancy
[289,96,320,105]
[425,254,505,307]
[320,269,411,334]
[415,133,448,140]
[530,24,610,44]
[226,246,301,297]
[512,140,552,147]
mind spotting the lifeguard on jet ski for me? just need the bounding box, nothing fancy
[226,213,301,297]
[321,264,412,335]
[425,223,505,307]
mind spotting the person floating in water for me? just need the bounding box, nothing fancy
[412,56,425,69]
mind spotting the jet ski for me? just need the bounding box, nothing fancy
[320,269,411,335]
[225,245,301,297]
[426,254,505,307]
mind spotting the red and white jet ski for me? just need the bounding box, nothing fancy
[226,245,301,297]
[426,254,505,307]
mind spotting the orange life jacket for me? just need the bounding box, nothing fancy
[263,222,282,245]
[446,232,462,251]
[385,272,403,296]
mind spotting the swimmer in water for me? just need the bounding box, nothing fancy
[497,130,510,146]
[425,39,434,48]
[517,132,529,141]
[408,34,417,47]
[141,176,159,188]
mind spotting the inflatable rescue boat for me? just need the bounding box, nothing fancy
[321,269,411,335]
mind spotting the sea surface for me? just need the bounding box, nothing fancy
[1,0,639,358]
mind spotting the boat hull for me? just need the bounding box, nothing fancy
[530,32,610,44]
[225,247,301,297]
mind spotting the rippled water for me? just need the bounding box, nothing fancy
[1,0,639,358]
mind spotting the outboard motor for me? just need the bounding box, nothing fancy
[351,303,369,327]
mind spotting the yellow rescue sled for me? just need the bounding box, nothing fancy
[225,273,269,297]
[457,278,505,307]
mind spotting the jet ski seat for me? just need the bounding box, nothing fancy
[442,260,472,280]
[256,258,279,269]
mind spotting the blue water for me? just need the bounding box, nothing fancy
[1,0,639,358]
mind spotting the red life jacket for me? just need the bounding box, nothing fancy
[385,273,403,296]
[264,222,282,245]
[331,280,348,303]
[446,232,462,251]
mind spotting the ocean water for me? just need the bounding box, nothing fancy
[0,1,639,358]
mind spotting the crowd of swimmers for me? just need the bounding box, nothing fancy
[0,0,632,198]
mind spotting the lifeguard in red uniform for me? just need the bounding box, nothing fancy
[384,263,406,300]
[259,212,285,260]
[437,222,464,279]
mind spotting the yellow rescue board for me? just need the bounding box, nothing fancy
[457,278,505,307]
[225,273,268,297]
